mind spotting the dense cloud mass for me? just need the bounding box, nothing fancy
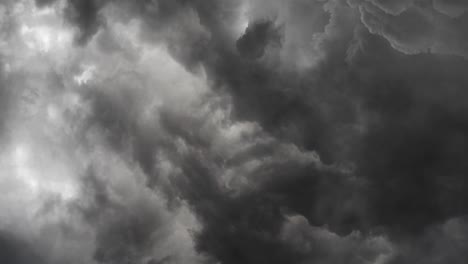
[0,0,467,263]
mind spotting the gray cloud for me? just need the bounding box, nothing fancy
[1,0,468,263]
[0,232,45,264]
[353,0,468,58]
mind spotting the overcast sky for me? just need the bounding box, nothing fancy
[0,0,468,263]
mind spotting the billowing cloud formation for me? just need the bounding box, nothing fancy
[1,0,468,263]
[352,0,468,57]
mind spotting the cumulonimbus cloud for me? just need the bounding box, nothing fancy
[0,0,468,263]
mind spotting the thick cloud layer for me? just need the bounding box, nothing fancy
[352,0,468,57]
[1,0,468,263]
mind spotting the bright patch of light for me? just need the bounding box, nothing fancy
[13,144,39,192]
[10,141,78,201]
[4,63,11,74]
[74,64,97,85]
[46,104,61,123]
[20,24,71,53]
[235,1,250,37]
[14,0,72,54]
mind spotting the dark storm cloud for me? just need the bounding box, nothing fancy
[161,0,360,165]
[75,170,170,264]
[64,0,108,44]
[388,216,468,264]
[34,0,56,8]
[35,0,107,44]
[433,0,468,17]
[155,108,367,264]
[352,0,468,58]
[140,1,468,262]
[78,72,369,264]
[346,31,468,234]
[0,232,45,264]
[236,20,281,59]
[20,0,468,263]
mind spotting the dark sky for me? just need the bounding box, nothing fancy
[0,0,468,263]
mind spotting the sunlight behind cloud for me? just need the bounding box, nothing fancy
[20,24,71,53]
[11,141,78,201]
[74,64,96,85]
[14,0,72,56]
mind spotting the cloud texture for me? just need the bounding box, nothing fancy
[0,0,467,263]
